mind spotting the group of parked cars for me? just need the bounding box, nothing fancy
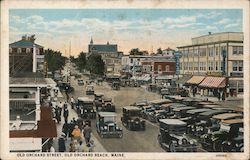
[129,96,243,152]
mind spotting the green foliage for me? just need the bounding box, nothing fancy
[86,53,105,75]
[73,52,86,72]
[157,48,163,54]
[129,48,143,55]
[44,49,66,73]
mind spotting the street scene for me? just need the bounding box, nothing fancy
[8,9,244,153]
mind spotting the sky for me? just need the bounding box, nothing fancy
[9,9,242,56]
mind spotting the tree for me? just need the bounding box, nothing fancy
[129,48,143,55]
[73,52,86,72]
[44,49,66,73]
[86,54,105,75]
[157,48,163,54]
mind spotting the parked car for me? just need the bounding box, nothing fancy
[140,105,155,119]
[86,85,94,95]
[96,112,123,138]
[57,81,74,92]
[157,119,198,152]
[201,119,243,152]
[148,109,170,123]
[77,97,96,119]
[121,106,145,131]
[77,79,84,85]
[171,106,197,119]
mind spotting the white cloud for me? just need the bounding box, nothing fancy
[224,23,239,29]
[215,18,231,25]
[164,16,196,24]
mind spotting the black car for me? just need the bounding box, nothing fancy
[157,119,197,152]
[121,106,145,131]
[201,118,243,152]
[96,112,123,138]
[94,93,104,111]
[101,97,116,112]
[77,97,96,119]
[57,81,74,93]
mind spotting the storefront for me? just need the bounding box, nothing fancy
[185,76,205,96]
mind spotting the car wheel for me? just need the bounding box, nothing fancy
[169,142,175,152]
[212,141,221,151]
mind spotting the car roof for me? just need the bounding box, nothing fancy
[95,93,104,96]
[199,110,228,116]
[222,119,243,125]
[77,97,93,102]
[173,106,196,111]
[123,106,141,110]
[149,99,172,105]
[103,97,112,101]
[159,119,186,125]
[212,113,243,120]
[98,112,117,117]
[203,104,222,108]
[87,85,94,87]
[186,108,212,114]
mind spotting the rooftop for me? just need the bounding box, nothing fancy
[10,78,57,88]
[159,119,186,125]
[10,39,43,48]
[98,112,117,117]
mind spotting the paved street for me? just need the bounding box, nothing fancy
[70,74,165,152]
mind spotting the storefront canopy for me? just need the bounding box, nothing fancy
[185,76,205,85]
[199,76,226,88]
[176,75,192,84]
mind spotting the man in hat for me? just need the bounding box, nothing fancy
[58,133,66,152]
[83,123,92,145]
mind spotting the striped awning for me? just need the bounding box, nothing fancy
[199,76,226,88]
[186,76,205,85]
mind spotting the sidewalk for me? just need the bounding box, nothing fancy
[52,91,106,152]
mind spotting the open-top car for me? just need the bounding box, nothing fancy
[157,119,198,152]
[86,85,94,95]
[121,106,145,131]
[96,112,123,138]
[77,97,96,119]
[201,118,243,152]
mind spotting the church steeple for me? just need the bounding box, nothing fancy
[90,37,93,45]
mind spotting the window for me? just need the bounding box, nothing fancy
[233,46,243,55]
[215,61,219,71]
[189,62,193,70]
[158,65,162,72]
[208,61,214,71]
[208,47,214,57]
[215,47,219,56]
[199,48,206,57]
[221,61,224,71]
[17,48,21,53]
[221,46,227,56]
[26,48,31,53]
[180,63,182,70]
[199,62,206,71]
[233,46,237,55]
[232,61,243,72]
[193,62,199,71]
[194,49,198,56]
[239,47,243,54]
[165,65,170,71]
[9,48,12,53]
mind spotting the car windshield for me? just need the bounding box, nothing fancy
[128,110,140,116]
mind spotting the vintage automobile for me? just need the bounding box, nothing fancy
[101,97,116,112]
[121,106,145,131]
[86,85,94,95]
[189,109,229,136]
[57,81,74,93]
[149,99,173,106]
[77,79,84,86]
[161,88,189,98]
[201,118,243,152]
[77,97,96,119]
[112,81,120,90]
[157,119,198,152]
[96,112,123,138]
[140,105,155,119]
[182,98,204,106]
[147,109,170,123]
[94,93,104,111]
[171,106,197,119]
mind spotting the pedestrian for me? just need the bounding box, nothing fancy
[55,106,61,124]
[62,122,70,139]
[83,123,92,145]
[71,125,82,142]
[69,142,75,152]
[58,133,66,152]
[73,139,80,152]
[222,92,226,101]
[218,92,221,101]
[63,106,69,123]
[58,102,63,116]
[66,92,70,103]
[71,96,75,109]
[68,120,74,139]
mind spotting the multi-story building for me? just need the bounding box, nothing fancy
[88,38,122,74]
[178,32,243,96]
[9,77,57,152]
[9,35,45,77]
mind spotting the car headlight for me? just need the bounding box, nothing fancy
[84,110,87,112]
[104,126,108,130]
[227,141,231,145]
[178,139,183,145]
[236,143,239,147]
[91,110,93,112]
[116,127,119,130]
[190,140,194,144]
[131,120,134,122]
[200,127,204,131]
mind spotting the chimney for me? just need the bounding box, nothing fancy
[208,32,212,35]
